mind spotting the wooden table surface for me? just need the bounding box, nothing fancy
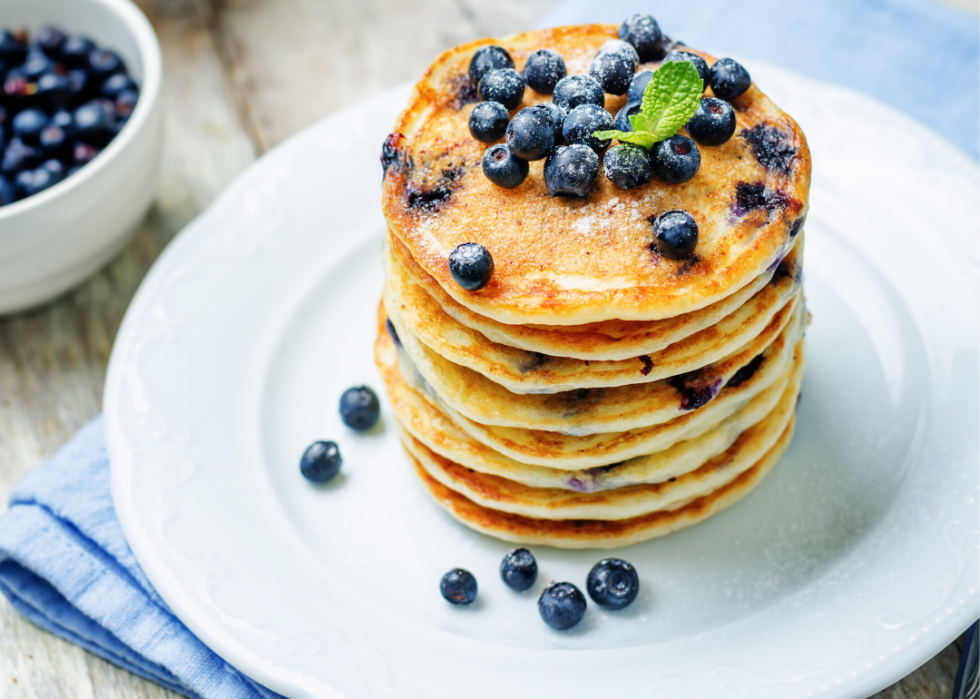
[0,0,970,696]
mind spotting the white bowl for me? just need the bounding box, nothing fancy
[0,0,163,315]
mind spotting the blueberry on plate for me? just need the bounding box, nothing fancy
[61,36,95,68]
[562,104,613,153]
[500,548,537,591]
[468,100,509,143]
[663,50,710,85]
[74,100,115,148]
[618,13,666,61]
[506,106,555,160]
[710,57,751,101]
[0,176,14,206]
[339,385,380,431]
[523,48,566,94]
[627,69,653,104]
[589,40,639,96]
[653,134,700,184]
[440,568,478,605]
[299,440,342,483]
[543,144,599,197]
[101,73,137,99]
[686,97,736,146]
[11,109,48,146]
[88,48,124,78]
[469,45,514,84]
[603,143,652,190]
[478,68,525,110]
[552,74,604,111]
[613,101,641,132]
[586,558,640,609]
[35,26,67,59]
[652,210,699,259]
[538,581,587,630]
[449,242,495,290]
[482,143,528,189]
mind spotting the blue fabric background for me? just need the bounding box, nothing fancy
[538,0,980,160]
[0,1,976,697]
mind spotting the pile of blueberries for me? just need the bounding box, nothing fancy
[441,549,640,631]
[0,27,139,206]
[468,14,750,198]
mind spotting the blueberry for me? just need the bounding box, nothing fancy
[0,176,13,206]
[299,440,342,483]
[543,144,599,197]
[589,40,639,96]
[21,50,54,80]
[523,49,566,94]
[481,143,528,189]
[73,142,100,166]
[115,90,138,120]
[448,242,494,290]
[534,101,566,142]
[36,73,72,111]
[12,109,47,146]
[13,165,60,199]
[0,30,27,65]
[663,50,710,85]
[506,106,555,160]
[562,104,613,152]
[62,36,95,68]
[618,14,667,61]
[66,68,94,105]
[627,70,653,104]
[41,159,64,180]
[39,124,71,160]
[538,581,587,630]
[101,73,137,99]
[479,68,524,110]
[35,26,67,59]
[0,106,7,133]
[468,100,509,143]
[339,385,380,431]
[74,101,114,147]
[440,568,478,605]
[385,317,401,346]
[603,143,652,189]
[586,558,640,609]
[652,210,699,259]
[552,74,604,111]
[710,58,751,101]
[3,72,36,109]
[88,49,124,79]
[686,97,736,146]
[653,134,700,183]
[1,138,39,176]
[469,46,514,84]
[613,101,641,132]
[500,548,537,591]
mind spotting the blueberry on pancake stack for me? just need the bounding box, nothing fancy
[377,20,811,549]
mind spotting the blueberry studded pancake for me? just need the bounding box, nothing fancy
[381,25,810,325]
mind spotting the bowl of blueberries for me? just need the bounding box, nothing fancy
[0,0,163,314]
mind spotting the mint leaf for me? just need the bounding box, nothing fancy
[594,129,657,149]
[593,59,703,148]
[636,60,703,141]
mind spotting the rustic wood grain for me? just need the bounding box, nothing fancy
[0,0,970,696]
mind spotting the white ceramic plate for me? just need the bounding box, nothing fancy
[105,63,980,699]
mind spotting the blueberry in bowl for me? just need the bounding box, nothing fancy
[0,0,163,315]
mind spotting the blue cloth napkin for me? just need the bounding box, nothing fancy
[0,2,976,698]
[0,418,282,699]
[539,0,980,160]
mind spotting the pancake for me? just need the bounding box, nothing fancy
[410,415,796,549]
[388,292,803,433]
[404,362,798,520]
[378,318,804,491]
[384,234,802,393]
[388,230,804,361]
[381,25,811,325]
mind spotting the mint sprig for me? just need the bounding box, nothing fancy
[594,60,703,149]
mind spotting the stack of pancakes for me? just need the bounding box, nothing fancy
[376,26,811,549]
